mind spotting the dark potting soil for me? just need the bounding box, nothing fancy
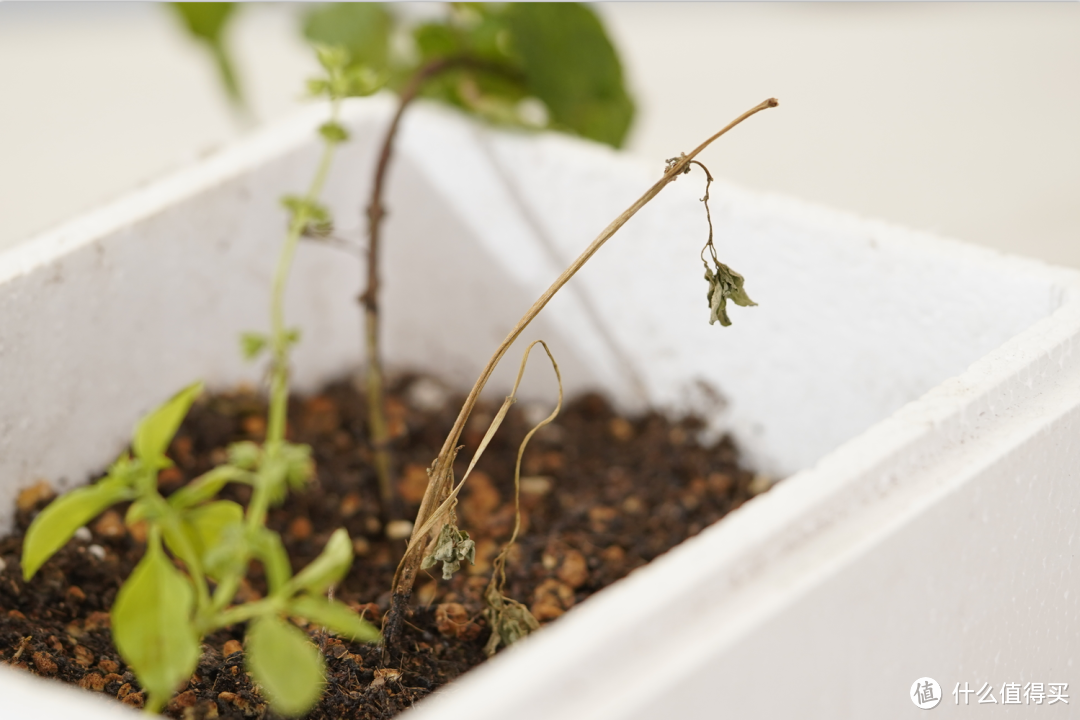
[0,375,765,719]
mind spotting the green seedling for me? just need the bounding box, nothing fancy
[171,7,643,637]
[21,45,381,716]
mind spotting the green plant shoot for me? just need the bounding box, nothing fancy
[21,46,382,716]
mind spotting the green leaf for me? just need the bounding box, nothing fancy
[413,21,461,61]
[281,195,331,226]
[167,464,251,509]
[285,528,353,596]
[281,441,314,490]
[21,477,134,580]
[344,64,384,97]
[504,3,634,147]
[303,3,391,73]
[165,501,244,579]
[314,44,350,74]
[246,616,326,717]
[705,261,757,327]
[111,538,199,704]
[250,527,292,594]
[202,521,249,583]
[168,3,244,108]
[289,596,380,643]
[133,381,204,467]
[319,121,350,144]
[227,441,262,471]
[239,332,268,361]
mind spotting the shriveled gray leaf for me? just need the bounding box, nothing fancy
[422,523,475,580]
[483,584,540,657]
[705,261,757,327]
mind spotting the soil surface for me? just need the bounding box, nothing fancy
[0,375,764,718]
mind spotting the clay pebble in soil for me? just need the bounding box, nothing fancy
[0,376,764,719]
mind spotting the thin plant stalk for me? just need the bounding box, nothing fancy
[363,57,517,531]
[383,97,779,645]
[247,105,339,533]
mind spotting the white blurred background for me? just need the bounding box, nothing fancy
[1,2,1077,266]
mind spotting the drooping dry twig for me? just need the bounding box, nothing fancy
[382,97,779,646]
[484,340,562,656]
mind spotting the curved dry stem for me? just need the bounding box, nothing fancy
[690,160,718,265]
[383,97,779,646]
[489,341,562,595]
[394,340,560,586]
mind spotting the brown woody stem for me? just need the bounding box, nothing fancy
[382,97,779,646]
[362,57,488,533]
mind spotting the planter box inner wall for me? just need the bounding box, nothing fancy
[1,96,1076,718]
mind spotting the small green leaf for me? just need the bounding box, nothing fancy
[413,21,461,61]
[167,465,251,509]
[318,121,350,144]
[202,522,249,583]
[168,3,245,109]
[306,78,330,97]
[165,501,244,579]
[280,441,313,491]
[281,196,332,226]
[303,3,391,74]
[133,381,204,466]
[314,43,350,74]
[289,596,380,643]
[504,3,634,147]
[111,538,199,704]
[705,261,757,327]
[240,332,268,361]
[259,456,291,506]
[246,616,326,717]
[344,64,384,97]
[226,441,262,471]
[22,477,134,580]
[285,528,353,596]
[250,527,292,594]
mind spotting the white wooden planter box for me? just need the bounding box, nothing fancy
[2,96,1078,718]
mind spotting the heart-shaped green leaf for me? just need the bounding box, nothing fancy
[504,3,634,147]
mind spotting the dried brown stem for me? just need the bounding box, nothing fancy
[382,97,779,645]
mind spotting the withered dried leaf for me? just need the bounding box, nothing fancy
[704,260,756,327]
[483,583,541,657]
[421,523,476,580]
